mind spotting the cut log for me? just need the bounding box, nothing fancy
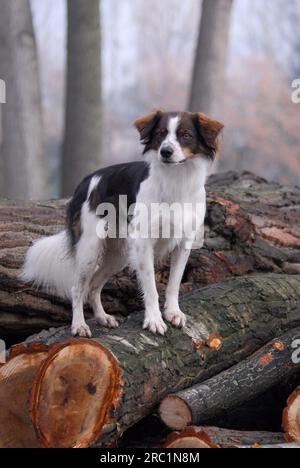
[238,443,300,449]
[159,328,300,430]
[0,343,48,448]
[283,387,300,442]
[0,273,297,448]
[1,171,300,337]
[30,339,122,448]
[163,426,286,448]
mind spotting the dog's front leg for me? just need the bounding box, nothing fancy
[131,240,167,335]
[163,243,191,328]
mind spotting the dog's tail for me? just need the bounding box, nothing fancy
[20,231,75,299]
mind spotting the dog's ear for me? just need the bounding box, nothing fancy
[133,110,162,146]
[194,113,224,160]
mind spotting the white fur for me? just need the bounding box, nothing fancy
[21,230,75,299]
[159,116,185,164]
[88,175,101,198]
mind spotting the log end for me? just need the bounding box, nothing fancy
[283,387,300,443]
[0,344,49,448]
[164,427,218,449]
[159,395,192,431]
[30,339,123,448]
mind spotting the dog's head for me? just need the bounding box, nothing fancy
[134,111,224,165]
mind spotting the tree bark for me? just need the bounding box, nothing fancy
[0,274,299,448]
[283,387,300,442]
[0,0,48,199]
[159,328,300,430]
[189,0,234,117]
[1,172,300,337]
[62,0,102,196]
[163,426,286,449]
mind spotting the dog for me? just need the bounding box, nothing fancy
[21,111,223,337]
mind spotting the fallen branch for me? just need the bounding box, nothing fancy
[1,172,300,336]
[283,387,300,442]
[159,328,300,430]
[0,274,299,448]
[163,426,286,448]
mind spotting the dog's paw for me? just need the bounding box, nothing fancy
[71,323,92,338]
[164,309,187,328]
[143,316,168,336]
[96,314,119,329]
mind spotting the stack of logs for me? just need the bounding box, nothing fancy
[0,172,300,448]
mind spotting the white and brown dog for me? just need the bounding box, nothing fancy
[22,111,224,337]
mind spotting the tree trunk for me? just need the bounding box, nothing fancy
[1,172,300,337]
[163,426,286,449]
[159,328,300,430]
[62,0,102,196]
[189,0,234,117]
[0,0,48,199]
[0,274,299,448]
[283,387,300,442]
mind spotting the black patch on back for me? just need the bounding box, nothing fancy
[66,162,150,248]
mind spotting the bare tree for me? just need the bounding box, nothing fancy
[62,0,102,196]
[189,0,234,117]
[0,0,48,199]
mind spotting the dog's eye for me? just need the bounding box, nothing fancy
[183,133,192,140]
[155,129,167,139]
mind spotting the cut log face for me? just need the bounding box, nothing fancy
[30,339,122,449]
[159,395,192,431]
[164,428,217,448]
[0,344,48,448]
[283,388,300,442]
[164,427,286,449]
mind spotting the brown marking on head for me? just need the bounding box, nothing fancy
[133,110,163,154]
[134,110,224,162]
[182,147,194,159]
[193,113,224,160]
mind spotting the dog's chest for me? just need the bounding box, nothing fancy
[132,169,206,249]
[137,170,204,206]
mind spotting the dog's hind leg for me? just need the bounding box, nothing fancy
[71,210,104,338]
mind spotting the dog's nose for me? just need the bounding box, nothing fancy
[161,146,174,160]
